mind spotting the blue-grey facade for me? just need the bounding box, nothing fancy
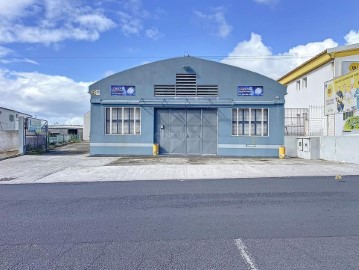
[89,57,286,156]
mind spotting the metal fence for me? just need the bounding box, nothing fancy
[308,105,335,136]
[285,106,335,136]
[284,108,308,136]
[48,134,81,145]
[25,118,48,153]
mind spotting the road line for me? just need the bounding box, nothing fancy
[234,238,258,270]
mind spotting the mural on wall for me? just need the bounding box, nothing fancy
[343,116,359,132]
[342,61,359,75]
[324,70,359,115]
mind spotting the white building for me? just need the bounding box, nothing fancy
[0,106,32,131]
[278,43,359,136]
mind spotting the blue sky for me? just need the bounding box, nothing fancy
[0,0,359,124]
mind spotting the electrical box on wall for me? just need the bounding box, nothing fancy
[297,137,320,160]
[297,138,303,151]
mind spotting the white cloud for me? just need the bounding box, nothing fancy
[345,30,359,45]
[118,11,143,35]
[0,45,13,57]
[103,70,116,77]
[195,7,232,38]
[117,1,162,39]
[64,117,84,125]
[0,69,91,125]
[222,33,338,79]
[0,0,116,44]
[145,27,164,40]
[0,0,37,19]
[0,58,38,65]
[253,0,279,5]
[123,0,149,18]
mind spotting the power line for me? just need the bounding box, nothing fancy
[0,54,316,60]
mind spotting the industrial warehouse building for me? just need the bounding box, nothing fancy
[89,57,286,156]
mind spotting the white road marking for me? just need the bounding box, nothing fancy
[234,238,258,270]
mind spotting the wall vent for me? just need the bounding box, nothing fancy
[154,73,218,97]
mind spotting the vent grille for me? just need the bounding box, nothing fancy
[154,73,218,96]
[197,85,219,96]
[154,85,176,96]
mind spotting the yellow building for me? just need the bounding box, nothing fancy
[278,43,359,136]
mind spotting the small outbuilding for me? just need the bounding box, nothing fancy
[89,57,286,156]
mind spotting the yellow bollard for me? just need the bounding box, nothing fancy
[153,144,159,155]
[279,146,286,159]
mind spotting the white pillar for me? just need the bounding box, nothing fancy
[18,117,25,155]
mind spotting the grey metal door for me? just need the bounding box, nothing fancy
[202,109,217,155]
[155,109,217,155]
[169,109,186,154]
[186,109,202,154]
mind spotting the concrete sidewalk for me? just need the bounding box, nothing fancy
[1,143,359,184]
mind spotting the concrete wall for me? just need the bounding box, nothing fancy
[284,136,298,157]
[285,135,359,164]
[321,136,359,164]
[0,130,19,152]
[83,111,90,141]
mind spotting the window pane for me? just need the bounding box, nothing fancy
[263,109,268,121]
[255,123,262,136]
[106,107,141,135]
[255,109,262,122]
[263,109,268,135]
[263,123,268,136]
[232,109,237,121]
[135,108,141,134]
[243,123,249,135]
[251,123,256,135]
[130,108,135,120]
[243,109,249,121]
[232,122,237,135]
[238,109,249,136]
[129,108,134,134]
[106,108,110,134]
[123,108,130,134]
[238,109,244,122]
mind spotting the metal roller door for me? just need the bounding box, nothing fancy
[155,109,217,155]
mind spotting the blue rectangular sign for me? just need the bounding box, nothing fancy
[111,85,136,96]
[28,118,42,132]
[237,86,264,96]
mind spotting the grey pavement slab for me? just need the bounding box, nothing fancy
[1,142,359,184]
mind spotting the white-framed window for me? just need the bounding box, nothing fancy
[105,107,141,135]
[302,77,308,88]
[232,108,268,136]
[296,80,301,91]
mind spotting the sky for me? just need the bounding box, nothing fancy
[0,0,359,125]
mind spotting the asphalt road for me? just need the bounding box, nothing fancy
[1,176,359,269]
